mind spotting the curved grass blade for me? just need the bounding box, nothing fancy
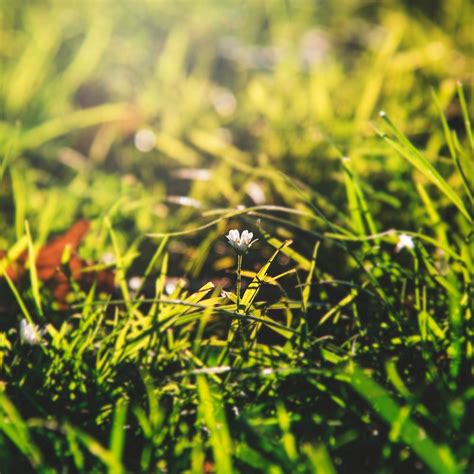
[378,112,471,222]
[0,392,42,469]
[431,89,473,205]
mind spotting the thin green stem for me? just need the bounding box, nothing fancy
[236,254,243,313]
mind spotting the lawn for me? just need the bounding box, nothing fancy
[0,1,472,473]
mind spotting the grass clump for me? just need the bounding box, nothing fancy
[0,1,472,472]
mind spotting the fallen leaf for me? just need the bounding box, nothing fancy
[1,220,115,308]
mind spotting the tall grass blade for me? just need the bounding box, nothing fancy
[345,365,459,474]
[241,240,292,312]
[0,392,43,468]
[197,375,234,474]
[379,112,471,222]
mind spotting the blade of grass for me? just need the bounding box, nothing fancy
[197,375,233,474]
[0,392,42,468]
[109,400,128,473]
[431,89,473,204]
[241,240,292,312]
[65,423,121,473]
[302,443,336,474]
[302,241,320,314]
[344,365,459,474]
[0,123,20,182]
[107,217,131,308]
[21,103,128,149]
[456,81,473,152]
[378,112,471,222]
[342,158,377,236]
[25,220,43,317]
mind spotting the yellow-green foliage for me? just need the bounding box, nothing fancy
[0,1,472,473]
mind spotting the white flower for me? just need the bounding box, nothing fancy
[101,252,115,265]
[395,233,415,253]
[165,278,179,296]
[128,276,143,291]
[19,319,45,346]
[225,229,258,254]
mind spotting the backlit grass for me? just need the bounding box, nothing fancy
[0,1,472,473]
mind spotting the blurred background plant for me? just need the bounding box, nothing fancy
[0,0,472,472]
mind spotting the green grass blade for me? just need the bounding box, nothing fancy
[10,167,27,239]
[107,217,131,307]
[431,89,473,204]
[345,365,459,474]
[276,403,297,461]
[109,400,128,473]
[241,240,292,312]
[197,375,233,474]
[302,443,336,474]
[456,81,473,152]
[25,220,43,317]
[21,103,128,149]
[0,392,43,468]
[302,241,320,313]
[379,112,471,222]
[65,423,120,473]
[258,224,312,271]
[0,123,20,182]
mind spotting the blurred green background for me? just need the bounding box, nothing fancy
[1,0,471,245]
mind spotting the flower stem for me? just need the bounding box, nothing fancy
[236,254,242,312]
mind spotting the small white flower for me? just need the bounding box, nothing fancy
[165,280,178,295]
[128,276,142,291]
[395,233,415,253]
[101,252,115,265]
[19,319,45,346]
[225,229,258,254]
